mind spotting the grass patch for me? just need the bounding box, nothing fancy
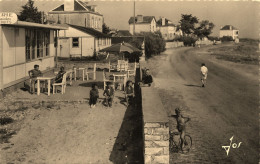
[0,117,14,125]
[208,41,258,65]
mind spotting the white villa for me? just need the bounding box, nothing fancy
[156,17,183,41]
[220,25,239,40]
[48,0,103,32]
[128,15,156,35]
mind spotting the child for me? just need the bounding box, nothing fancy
[54,66,66,83]
[125,80,134,106]
[103,83,114,107]
[139,69,153,87]
[89,83,99,108]
[171,107,190,151]
[28,64,43,94]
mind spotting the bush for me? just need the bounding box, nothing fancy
[208,36,220,41]
[140,31,166,58]
[220,36,234,42]
[176,36,197,46]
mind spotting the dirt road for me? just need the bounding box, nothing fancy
[147,46,258,163]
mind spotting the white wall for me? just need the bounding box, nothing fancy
[220,30,239,40]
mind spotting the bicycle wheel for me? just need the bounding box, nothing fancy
[183,135,192,152]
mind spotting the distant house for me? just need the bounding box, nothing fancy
[157,17,182,41]
[0,21,66,90]
[220,25,239,40]
[48,0,103,32]
[128,15,156,35]
[111,30,132,37]
[58,24,111,58]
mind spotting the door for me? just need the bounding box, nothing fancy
[59,38,70,57]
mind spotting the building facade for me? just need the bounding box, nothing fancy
[48,0,103,32]
[220,25,239,40]
[156,17,182,41]
[58,24,111,58]
[0,21,66,90]
[128,15,156,35]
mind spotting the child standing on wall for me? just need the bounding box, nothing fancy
[89,83,99,108]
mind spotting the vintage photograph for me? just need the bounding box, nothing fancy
[0,0,258,163]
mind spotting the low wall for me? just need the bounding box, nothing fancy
[165,42,184,49]
[140,61,169,164]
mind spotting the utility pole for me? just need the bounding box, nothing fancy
[133,0,135,36]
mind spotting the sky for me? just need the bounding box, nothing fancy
[0,0,258,38]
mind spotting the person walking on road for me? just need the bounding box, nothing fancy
[201,63,208,87]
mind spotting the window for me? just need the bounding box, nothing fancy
[37,31,44,58]
[236,31,239,35]
[102,38,106,45]
[25,29,50,61]
[45,31,50,56]
[72,38,79,47]
[98,38,102,46]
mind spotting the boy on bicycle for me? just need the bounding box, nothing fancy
[171,107,191,151]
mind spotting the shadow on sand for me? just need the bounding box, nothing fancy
[109,68,144,164]
[184,84,202,88]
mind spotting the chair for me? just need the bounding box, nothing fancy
[103,70,114,90]
[113,74,127,91]
[127,62,137,78]
[117,60,128,72]
[108,61,117,72]
[53,73,67,94]
[85,63,96,80]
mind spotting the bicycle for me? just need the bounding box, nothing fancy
[169,130,192,153]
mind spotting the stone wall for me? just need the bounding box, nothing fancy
[165,42,184,49]
[140,61,170,164]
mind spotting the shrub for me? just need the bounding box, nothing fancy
[220,36,234,42]
[140,31,166,58]
[176,35,197,46]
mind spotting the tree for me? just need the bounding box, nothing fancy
[141,31,166,58]
[102,23,110,34]
[18,0,42,23]
[194,20,215,39]
[179,14,199,35]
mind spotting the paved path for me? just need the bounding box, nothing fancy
[147,46,258,163]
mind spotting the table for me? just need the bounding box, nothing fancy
[37,76,55,96]
[74,68,86,81]
[113,73,127,91]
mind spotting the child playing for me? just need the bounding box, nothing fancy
[103,83,114,107]
[125,80,134,106]
[28,64,43,94]
[171,107,191,151]
[89,83,99,108]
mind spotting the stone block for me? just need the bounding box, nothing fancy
[145,135,161,141]
[145,155,151,164]
[153,141,169,147]
[154,155,169,164]
[145,141,154,147]
[144,123,160,128]
[154,128,169,135]
[163,147,169,155]
[161,134,169,141]
[145,148,163,155]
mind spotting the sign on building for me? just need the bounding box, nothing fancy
[0,12,18,24]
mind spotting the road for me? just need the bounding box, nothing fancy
[146,46,258,164]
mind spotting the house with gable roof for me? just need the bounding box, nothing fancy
[219,25,239,40]
[48,0,103,32]
[157,17,183,41]
[128,15,156,35]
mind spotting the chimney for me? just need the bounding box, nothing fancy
[162,17,166,26]
[64,0,74,11]
[229,25,232,30]
[137,15,143,23]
